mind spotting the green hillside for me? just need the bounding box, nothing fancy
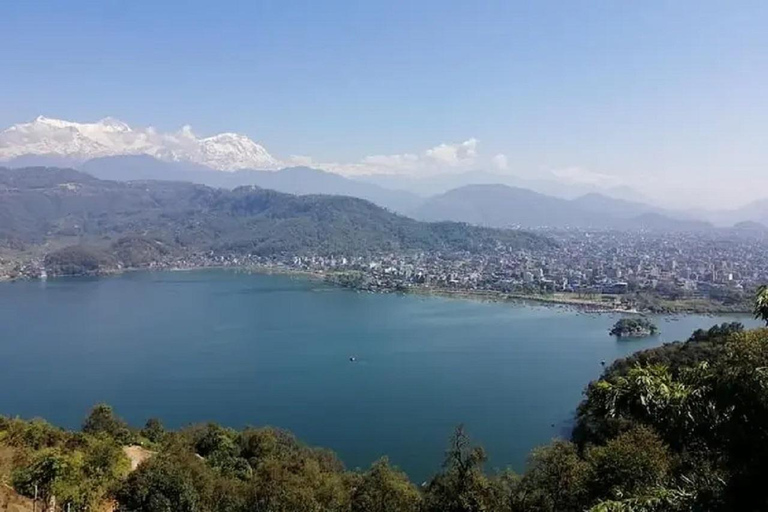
[0,167,554,258]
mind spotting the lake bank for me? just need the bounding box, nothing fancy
[3,251,751,315]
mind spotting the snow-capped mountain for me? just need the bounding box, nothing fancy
[0,116,280,171]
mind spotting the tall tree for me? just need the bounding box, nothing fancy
[82,404,132,443]
[422,425,496,512]
[754,285,768,325]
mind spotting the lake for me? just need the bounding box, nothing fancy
[0,270,758,481]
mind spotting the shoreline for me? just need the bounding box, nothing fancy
[4,263,752,316]
[244,267,752,316]
[404,287,639,313]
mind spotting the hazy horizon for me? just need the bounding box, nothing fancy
[2,1,767,209]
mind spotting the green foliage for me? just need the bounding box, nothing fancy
[115,452,211,512]
[82,404,133,444]
[82,435,131,484]
[422,425,496,512]
[0,167,555,264]
[755,284,768,325]
[0,416,70,450]
[12,450,71,503]
[588,487,695,512]
[351,458,420,512]
[44,245,117,276]
[141,418,166,445]
[576,327,768,510]
[112,236,172,268]
[687,321,744,342]
[584,427,672,500]
[510,440,590,512]
[113,423,355,512]
[193,423,239,460]
[592,322,743,387]
[609,318,658,337]
[11,437,129,511]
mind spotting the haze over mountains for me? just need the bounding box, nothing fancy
[0,167,552,259]
[412,184,716,230]
[2,116,766,230]
[79,156,423,213]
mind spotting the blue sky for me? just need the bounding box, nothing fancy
[1,1,767,206]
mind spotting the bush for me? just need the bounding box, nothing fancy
[82,404,133,444]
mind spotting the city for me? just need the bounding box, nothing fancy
[6,228,764,314]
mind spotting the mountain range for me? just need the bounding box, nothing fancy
[0,116,279,170]
[2,116,767,230]
[79,155,422,213]
[412,184,713,230]
[74,156,708,230]
[356,170,649,203]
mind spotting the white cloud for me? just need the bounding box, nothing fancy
[287,155,314,167]
[425,138,478,166]
[361,153,420,170]
[298,139,483,176]
[550,166,623,188]
[491,153,508,170]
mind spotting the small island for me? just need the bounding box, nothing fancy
[609,317,659,338]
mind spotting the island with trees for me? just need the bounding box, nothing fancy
[609,317,659,337]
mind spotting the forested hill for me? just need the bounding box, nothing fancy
[0,167,554,256]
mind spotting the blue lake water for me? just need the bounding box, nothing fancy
[0,270,758,481]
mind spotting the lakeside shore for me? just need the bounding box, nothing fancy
[405,287,639,312]
[2,261,752,316]
[244,265,752,315]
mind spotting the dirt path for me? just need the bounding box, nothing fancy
[0,484,35,512]
[122,445,154,471]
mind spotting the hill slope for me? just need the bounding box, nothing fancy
[0,167,554,256]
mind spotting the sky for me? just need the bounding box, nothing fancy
[1,0,767,208]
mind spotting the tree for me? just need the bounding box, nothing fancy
[82,435,131,484]
[194,423,238,459]
[585,426,672,500]
[422,425,496,512]
[511,440,590,512]
[246,455,351,512]
[115,453,211,512]
[588,487,695,512]
[687,322,744,343]
[82,404,132,443]
[142,418,166,444]
[754,285,768,325]
[609,318,658,338]
[12,450,70,505]
[2,417,68,450]
[351,458,421,512]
